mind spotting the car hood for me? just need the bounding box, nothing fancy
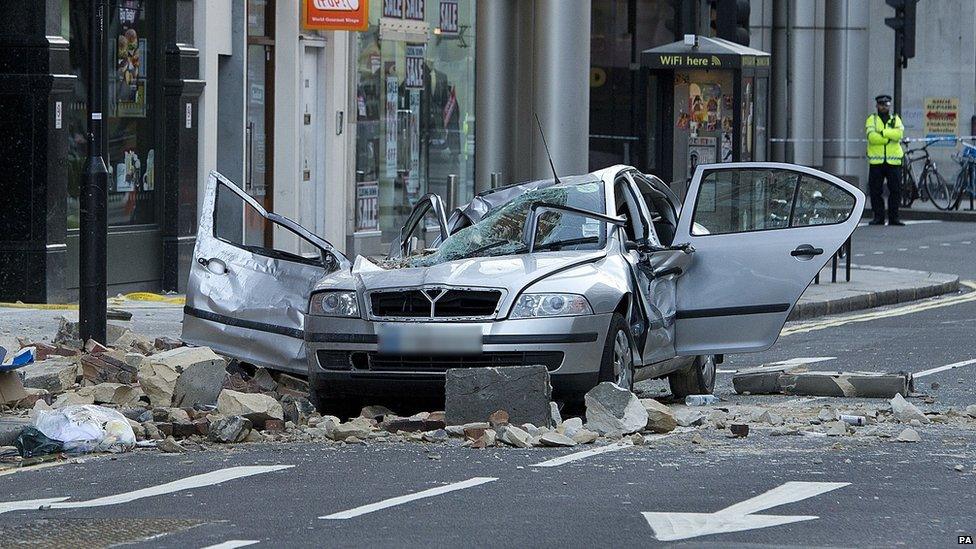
[352,250,607,294]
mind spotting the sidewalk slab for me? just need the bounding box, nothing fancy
[864,201,976,222]
[790,265,960,320]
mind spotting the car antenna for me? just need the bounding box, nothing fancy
[535,113,561,185]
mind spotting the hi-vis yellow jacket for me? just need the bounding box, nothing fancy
[865,113,904,165]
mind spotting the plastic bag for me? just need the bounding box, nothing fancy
[34,405,136,454]
[14,426,64,458]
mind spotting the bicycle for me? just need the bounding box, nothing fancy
[945,142,976,211]
[900,138,951,208]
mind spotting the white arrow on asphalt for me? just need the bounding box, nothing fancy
[642,481,850,541]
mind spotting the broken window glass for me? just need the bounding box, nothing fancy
[409,180,606,267]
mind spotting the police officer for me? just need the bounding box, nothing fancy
[865,94,905,225]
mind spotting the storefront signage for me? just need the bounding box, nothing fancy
[405,44,426,89]
[923,97,958,145]
[383,0,403,18]
[303,0,369,31]
[404,0,425,20]
[356,180,379,232]
[439,0,459,35]
[656,55,722,68]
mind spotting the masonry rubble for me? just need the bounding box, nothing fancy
[2,326,974,461]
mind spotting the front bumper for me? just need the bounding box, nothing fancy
[304,313,612,399]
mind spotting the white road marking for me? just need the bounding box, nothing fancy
[642,481,850,541]
[0,466,292,515]
[854,253,865,257]
[919,245,930,249]
[963,241,972,245]
[718,357,837,375]
[531,441,634,467]
[940,242,951,246]
[872,251,884,255]
[783,281,976,336]
[320,477,497,520]
[914,358,976,378]
[202,541,260,549]
[897,248,908,251]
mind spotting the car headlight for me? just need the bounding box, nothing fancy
[309,291,360,317]
[510,293,593,319]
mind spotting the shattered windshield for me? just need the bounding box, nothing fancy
[409,180,607,267]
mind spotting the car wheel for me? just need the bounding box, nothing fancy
[309,379,362,420]
[668,355,716,398]
[598,313,636,391]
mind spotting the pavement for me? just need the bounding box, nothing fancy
[893,199,976,222]
[0,221,973,547]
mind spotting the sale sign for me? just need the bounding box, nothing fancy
[302,0,369,32]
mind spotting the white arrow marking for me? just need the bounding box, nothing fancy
[718,357,837,374]
[642,481,849,541]
[914,358,976,378]
[0,466,292,515]
[320,477,497,520]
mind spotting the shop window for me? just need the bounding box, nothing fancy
[65,0,158,229]
[353,0,477,254]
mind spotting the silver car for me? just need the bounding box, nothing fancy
[183,163,864,413]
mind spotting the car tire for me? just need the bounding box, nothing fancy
[309,380,363,420]
[597,313,636,391]
[668,355,716,398]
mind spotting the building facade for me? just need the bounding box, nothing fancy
[0,0,200,303]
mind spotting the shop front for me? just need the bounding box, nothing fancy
[350,0,476,257]
[0,0,201,302]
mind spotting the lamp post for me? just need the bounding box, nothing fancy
[80,0,109,344]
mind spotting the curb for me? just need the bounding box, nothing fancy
[863,209,976,222]
[789,267,961,321]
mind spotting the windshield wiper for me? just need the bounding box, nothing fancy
[461,239,518,259]
[507,236,601,255]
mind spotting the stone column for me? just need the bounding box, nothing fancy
[474,0,518,192]
[824,0,869,186]
[0,0,76,302]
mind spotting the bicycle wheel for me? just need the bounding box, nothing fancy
[901,167,917,207]
[924,168,957,210]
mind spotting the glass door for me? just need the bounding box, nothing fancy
[246,0,275,247]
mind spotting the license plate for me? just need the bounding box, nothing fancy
[376,323,483,355]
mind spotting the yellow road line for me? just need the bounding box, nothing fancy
[782,280,976,336]
[0,302,77,310]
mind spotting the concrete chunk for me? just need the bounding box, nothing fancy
[141,346,225,407]
[733,368,911,398]
[640,399,677,433]
[21,359,78,394]
[445,366,553,427]
[584,382,647,437]
[216,389,284,427]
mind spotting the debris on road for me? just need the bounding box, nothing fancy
[890,394,931,424]
[584,382,648,436]
[641,399,677,433]
[445,365,553,427]
[732,368,912,398]
[896,427,921,442]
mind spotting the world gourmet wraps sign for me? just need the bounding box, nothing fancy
[303,0,369,31]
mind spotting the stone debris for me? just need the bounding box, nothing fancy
[571,429,599,444]
[732,367,912,398]
[825,421,849,436]
[21,359,78,394]
[156,436,186,453]
[172,350,228,408]
[890,394,930,424]
[208,415,252,443]
[88,383,143,406]
[445,366,553,427]
[673,408,705,427]
[896,427,921,443]
[558,417,583,438]
[965,404,976,419]
[539,431,576,447]
[497,424,533,448]
[641,399,677,433]
[584,383,648,437]
[216,390,284,428]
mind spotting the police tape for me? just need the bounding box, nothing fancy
[769,135,976,143]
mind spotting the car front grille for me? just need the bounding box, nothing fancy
[318,350,564,373]
[368,288,502,318]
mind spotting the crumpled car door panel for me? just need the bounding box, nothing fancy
[672,162,865,355]
[182,172,347,374]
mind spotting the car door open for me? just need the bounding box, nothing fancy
[182,172,349,374]
[388,193,450,259]
[672,163,865,355]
